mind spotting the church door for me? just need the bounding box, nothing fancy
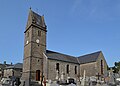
[36,70,40,81]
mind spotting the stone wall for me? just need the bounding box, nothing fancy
[80,52,108,77]
[4,69,13,77]
[4,69,22,78]
[80,62,97,77]
[96,52,108,75]
[47,59,80,81]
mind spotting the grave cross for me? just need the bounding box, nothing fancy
[96,73,101,80]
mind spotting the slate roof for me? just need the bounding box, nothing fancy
[33,11,45,26]
[0,63,12,70]
[46,50,79,64]
[6,63,23,69]
[78,51,102,64]
[0,64,5,68]
[0,64,5,71]
[28,9,46,28]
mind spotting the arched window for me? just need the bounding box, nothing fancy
[101,60,103,75]
[66,65,69,74]
[38,30,41,36]
[56,63,59,71]
[75,66,77,74]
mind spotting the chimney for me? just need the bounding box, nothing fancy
[4,61,6,65]
[11,62,13,65]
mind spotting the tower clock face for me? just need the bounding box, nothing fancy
[26,40,29,44]
[36,39,40,43]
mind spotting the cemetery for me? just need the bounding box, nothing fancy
[0,69,120,86]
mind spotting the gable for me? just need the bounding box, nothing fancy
[96,52,108,67]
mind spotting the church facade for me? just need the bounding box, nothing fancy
[22,9,108,82]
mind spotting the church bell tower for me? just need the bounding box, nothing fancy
[22,9,47,81]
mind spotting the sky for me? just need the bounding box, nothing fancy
[0,0,120,67]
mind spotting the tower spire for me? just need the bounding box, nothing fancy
[25,9,47,31]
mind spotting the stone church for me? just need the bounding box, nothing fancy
[22,9,108,82]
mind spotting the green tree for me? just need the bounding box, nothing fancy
[113,61,120,73]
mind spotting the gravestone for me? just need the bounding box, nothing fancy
[46,80,52,86]
[50,82,59,86]
[108,72,116,85]
[68,83,76,86]
[56,70,59,80]
[118,70,120,76]
[90,76,97,86]
[60,72,66,84]
[81,70,86,86]
[61,72,64,80]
